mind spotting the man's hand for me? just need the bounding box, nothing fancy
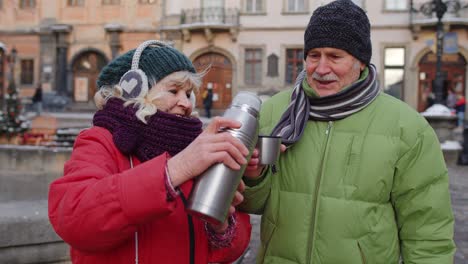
[244,144,287,179]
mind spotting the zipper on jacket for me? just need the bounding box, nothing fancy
[357,241,367,264]
[325,122,331,135]
[307,121,333,264]
[179,191,195,264]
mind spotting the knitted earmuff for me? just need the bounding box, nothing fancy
[118,40,168,100]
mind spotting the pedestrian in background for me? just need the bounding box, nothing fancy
[32,83,42,116]
[203,86,213,118]
[455,93,466,129]
[240,0,455,263]
[447,88,457,111]
[48,40,251,264]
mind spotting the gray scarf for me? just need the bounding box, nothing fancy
[271,64,380,147]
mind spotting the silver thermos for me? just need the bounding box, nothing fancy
[187,92,262,225]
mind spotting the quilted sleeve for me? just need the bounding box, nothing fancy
[391,124,455,263]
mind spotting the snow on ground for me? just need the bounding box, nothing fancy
[441,140,462,150]
[421,104,455,117]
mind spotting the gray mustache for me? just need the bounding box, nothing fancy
[312,72,339,81]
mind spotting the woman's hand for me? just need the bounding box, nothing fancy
[167,117,250,187]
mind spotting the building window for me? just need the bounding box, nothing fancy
[67,0,84,6]
[20,0,36,8]
[202,0,224,8]
[102,0,120,4]
[245,48,262,85]
[202,0,223,8]
[200,0,224,23]
[317,0,362,8]
[245,0,264,13]
[286,0,305,12]
[384,47,405,100]
[267,53,279,77]
[20,59,34,85]
[351,0,363,7]
[285,48,303,84]
[139,0,157,4]
[384,0,407,10]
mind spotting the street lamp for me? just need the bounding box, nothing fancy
[411,0,466,105]
[7,47,17,93]
[1,47,17,111]
[0,46,4,111]
[6,47,18,111]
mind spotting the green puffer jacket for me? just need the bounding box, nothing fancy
[240,90,455,264]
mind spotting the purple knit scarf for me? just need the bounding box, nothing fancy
[93,98,203,162]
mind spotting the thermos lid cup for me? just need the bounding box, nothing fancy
[257,135,282,165]
[232,91,262,113]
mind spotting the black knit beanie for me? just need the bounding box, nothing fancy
[304,0,372,65]
[97,45,196,88]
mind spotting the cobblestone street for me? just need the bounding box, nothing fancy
[451,165,468,263]
[238,165,468,264]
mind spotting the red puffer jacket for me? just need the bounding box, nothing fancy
[48,127,251,264]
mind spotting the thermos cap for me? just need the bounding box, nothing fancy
[232,92,262,113]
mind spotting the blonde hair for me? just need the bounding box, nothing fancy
[94,70,206,123]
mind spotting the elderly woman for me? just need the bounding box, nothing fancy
[48,41,251,264]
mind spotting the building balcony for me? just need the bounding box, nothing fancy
[160,7,240,43]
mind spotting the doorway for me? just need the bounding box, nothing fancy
[418,52,466,112]
[71,51,107,102]
[193,52,233,110]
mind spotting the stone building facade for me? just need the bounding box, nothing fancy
[0,0,162,107]
[0,0,467,113]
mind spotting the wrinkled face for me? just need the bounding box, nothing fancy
[147,79,194,117]
[305,47,365,97]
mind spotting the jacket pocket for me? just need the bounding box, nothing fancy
[259,217,276,263]
[357,241,367,264]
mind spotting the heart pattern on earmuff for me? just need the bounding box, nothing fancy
[121,79,138,95]
[119,69,149,99]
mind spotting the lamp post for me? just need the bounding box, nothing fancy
[0,47,4,111]
[6,47,18,115]
[411,0,468,105]
[1,47,18,111]
[416,0,449,105]
[412,0,468,145]
[432,0,447,105]
[7,47,17,93]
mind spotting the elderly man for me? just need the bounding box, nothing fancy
[240,0,455,263]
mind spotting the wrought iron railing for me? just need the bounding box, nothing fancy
[181,7,239,25]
